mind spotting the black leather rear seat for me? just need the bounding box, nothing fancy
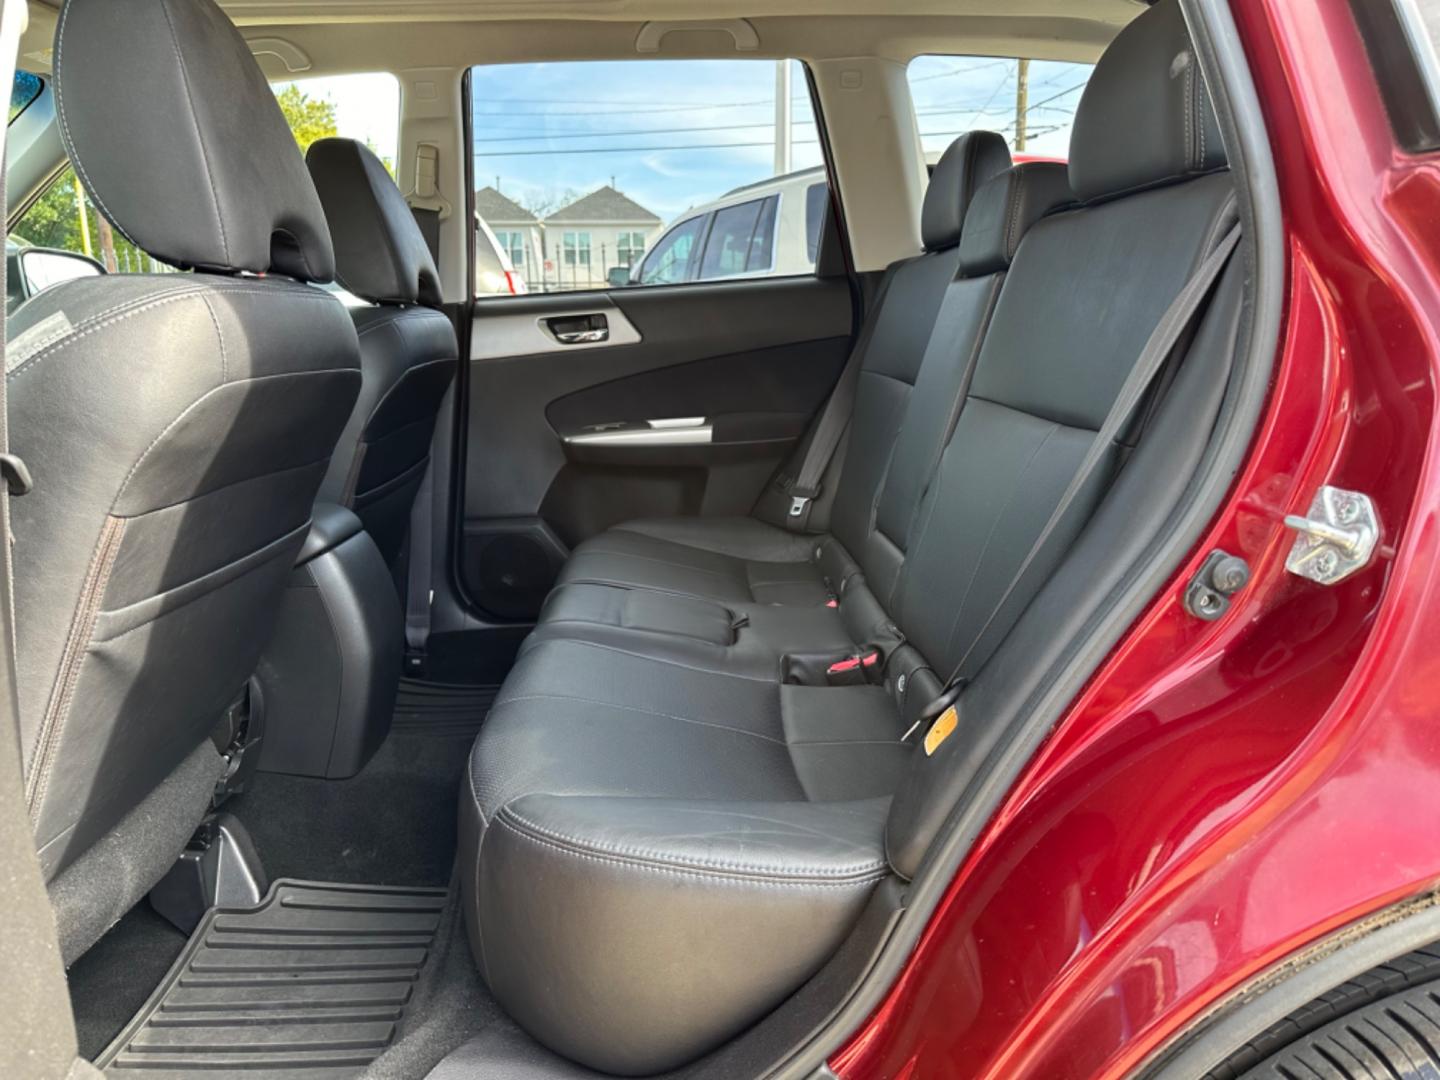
[459,3,1244,1075]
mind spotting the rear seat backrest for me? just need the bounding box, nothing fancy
[893,3,1230,685]
[860,162,1076,606]
[825,132,1011,564]
[888,0,1239,876]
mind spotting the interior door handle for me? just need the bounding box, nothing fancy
[545,313,609,345]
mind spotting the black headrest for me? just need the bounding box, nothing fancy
[1068,0,1226,202]
[922,131,1012,252]
[307,139,443,308]
[958,162,1075,277]
[53,0,334,281]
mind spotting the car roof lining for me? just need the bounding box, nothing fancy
[21,0,1134,77]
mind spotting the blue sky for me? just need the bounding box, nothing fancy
[470,56,1092,228]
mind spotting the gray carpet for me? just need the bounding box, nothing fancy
[66,903,188,1060]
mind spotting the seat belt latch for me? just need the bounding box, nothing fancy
[788,484,820,519]
[826,646,882,686]
[0,454,33,496]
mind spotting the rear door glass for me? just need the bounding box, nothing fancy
[906,55,1094,160]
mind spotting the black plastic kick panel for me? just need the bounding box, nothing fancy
[96,880,447,1077]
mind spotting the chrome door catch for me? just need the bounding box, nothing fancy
[1284,485,1379,585]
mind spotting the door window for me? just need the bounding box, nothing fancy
[469,58,830,294]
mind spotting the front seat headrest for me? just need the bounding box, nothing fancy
[1067,0,1227,202]
[306,138,444,308]
[53,0,335,281]
[922,130,1012,252]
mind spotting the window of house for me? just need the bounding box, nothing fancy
[616,231,646,268]
[494,230,526,266]
[470,58,830,294]
[905,55,1094,161]
[562,232,592,268]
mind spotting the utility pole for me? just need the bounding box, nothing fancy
[774,60,792,175]
[73,180,93,259]
[1014,58,1029,152]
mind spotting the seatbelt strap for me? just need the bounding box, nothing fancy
[782,265,902,529]
[411,207,441,266]
[403,461,436,677]
[914,222,1241,728]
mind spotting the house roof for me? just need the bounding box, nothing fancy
[475,186,536,224]
[544,186,661,224]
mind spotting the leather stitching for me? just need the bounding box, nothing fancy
[496,806,888,885]
[489,691,785,743]
[26,515,127,819]
[8,288,207,379]
[513,636,777,684]
[89,523,308,646]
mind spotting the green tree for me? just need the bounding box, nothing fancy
[275,83,339,155]
[14,171,148,272]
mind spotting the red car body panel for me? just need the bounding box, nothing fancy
[831,3,1440,1078]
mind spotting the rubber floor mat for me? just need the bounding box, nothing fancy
[96,879,448,1078]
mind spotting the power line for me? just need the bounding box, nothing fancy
[473,118,818,144]
[472,122,1067,159]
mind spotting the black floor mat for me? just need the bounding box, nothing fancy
[96,880,447,1078]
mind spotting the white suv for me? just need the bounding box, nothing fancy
[623,167,828,287]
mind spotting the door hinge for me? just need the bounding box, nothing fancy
[1284,485,1379,586]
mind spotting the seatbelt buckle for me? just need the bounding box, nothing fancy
[788,485,820,519]
[825,646,883,686]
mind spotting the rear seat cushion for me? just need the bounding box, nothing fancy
[556,516,828,605]
[462,638,902,1075]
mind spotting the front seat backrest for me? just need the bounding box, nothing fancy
[306,138,459,569]
[11,0,361,961]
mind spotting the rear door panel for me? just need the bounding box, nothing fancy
[460,274,852,619]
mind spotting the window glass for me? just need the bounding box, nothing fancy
[747,196,778,273]
[494,230,526,266]
[12,167,159,276]
[906,55,1094,161]
[636,216,703,286]
[271,72,400,166]
[470,59,828,294]
[9,70,41,124]
[699,199,764,280]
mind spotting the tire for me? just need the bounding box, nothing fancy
[1204,945,1440,1078]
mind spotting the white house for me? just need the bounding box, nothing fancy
[474,185,544,291]
[540,187,662,291]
